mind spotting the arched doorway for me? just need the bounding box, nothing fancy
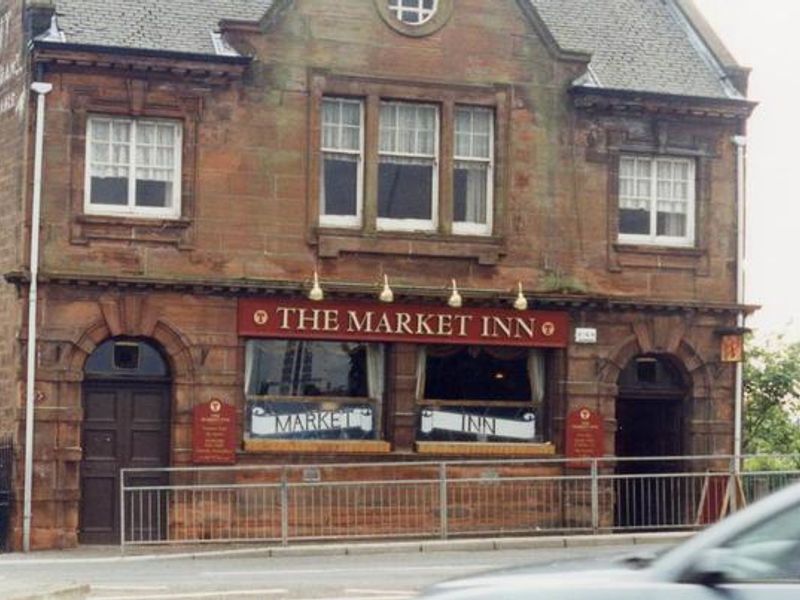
[615,354,688,527]
[80,338,171,544]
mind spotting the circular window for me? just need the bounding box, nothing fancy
[375,0,453,37]
[389,0,438,25]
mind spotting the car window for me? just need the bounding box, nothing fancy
[719,502,800,582]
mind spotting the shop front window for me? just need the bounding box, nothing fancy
[416,346,547,443]
[245,340,385,441]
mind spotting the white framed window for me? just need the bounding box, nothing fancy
[320,98,364,228]
[377,101,439,232]
[387,0,438,25]
[618,155,695,247]
[453,106,493,236]
[85,116,182,219]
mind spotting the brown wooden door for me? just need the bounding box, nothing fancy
[80,382,170,544]
[615,397,684,465]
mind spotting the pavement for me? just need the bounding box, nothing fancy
[0,532,692,598]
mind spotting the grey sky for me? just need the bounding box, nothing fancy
[693,0,800,341]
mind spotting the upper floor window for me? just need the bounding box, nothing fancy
[453,106,493,235]
[319,95,495,237]
[85,116,182,219]
[388,0,438,25]
[618,155,695,247]
[321,98,364,228]
[378,102,439,231]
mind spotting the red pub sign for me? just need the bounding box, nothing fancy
[192,399,237,465]
[238,298,569,348]
[565,406,604,468]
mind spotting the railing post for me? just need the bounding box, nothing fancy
[728,456,738,514]
[439,463,448,540]
[119,469,126,554]
[591,459,599,533]
[280,470,289,546]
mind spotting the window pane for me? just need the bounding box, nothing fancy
[90,176,128,205]
[454,162,488,224]
[620,157,635,178]
[323,154,358,216]
[157,125,174,146]
[619,208,650,235]
[136,180,170,208]
[378,159,433,219]
[92,142,109,163]
[247,340,368,397]
[656,211,686,237]
[92,120,111,141]
[455,107,492,159]
[245,340,379,441]
[425,346,531,399]
[419,346,539,443]
[380,102,436,156]
[322,98,361,152]
[138,123,155,144]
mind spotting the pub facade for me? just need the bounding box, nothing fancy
[0,0,754,549]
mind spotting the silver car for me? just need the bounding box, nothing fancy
[420,480,800,599]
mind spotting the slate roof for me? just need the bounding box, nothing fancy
[50,0,272,56]
[43,0,743,100]
[529,0,742,99]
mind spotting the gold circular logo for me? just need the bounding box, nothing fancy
[253,310,269,326]
[209,399,222,413]
[580,408,591,421]
[541,321,556,337]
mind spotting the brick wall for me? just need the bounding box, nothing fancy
[0,0,26,439]
[10,0,745,548]
[32,0,742,305]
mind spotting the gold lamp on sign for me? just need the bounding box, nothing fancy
[308,271,324,302]
[379,274,394,303]
[447,279,462,308]
[513,281,528,311]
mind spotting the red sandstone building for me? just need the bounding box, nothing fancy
[0,0,754,549]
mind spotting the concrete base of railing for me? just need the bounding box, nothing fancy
[6,584,90,600]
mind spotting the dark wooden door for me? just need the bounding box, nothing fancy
[615,397,684,527]
[615,398,683,465]
[80,382,170,544]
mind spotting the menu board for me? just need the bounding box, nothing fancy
[192,399,237,464]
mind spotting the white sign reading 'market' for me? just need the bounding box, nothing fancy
[251,406,373,436]
[420,409,536,440]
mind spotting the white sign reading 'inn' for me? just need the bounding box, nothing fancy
[420,409,536,441]
[250,406,374,436]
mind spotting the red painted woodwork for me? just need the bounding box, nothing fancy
[238,298,569,348]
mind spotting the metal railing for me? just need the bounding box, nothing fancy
[120,454,800,549]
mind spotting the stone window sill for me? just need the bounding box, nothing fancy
[316,229,505,266]
[415,441,555,457]
[612,243,706,272]
[72,214,193,248]
[244,439,391,454]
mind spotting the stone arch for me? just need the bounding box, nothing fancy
[64,296,196,381]
[599,331,712,403]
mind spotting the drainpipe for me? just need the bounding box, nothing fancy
[23,81,53,553]
[732,135,747,475]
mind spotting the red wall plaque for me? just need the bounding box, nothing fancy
[565,406,604,468]
[238,298,569,348]
[192,399,237,465]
